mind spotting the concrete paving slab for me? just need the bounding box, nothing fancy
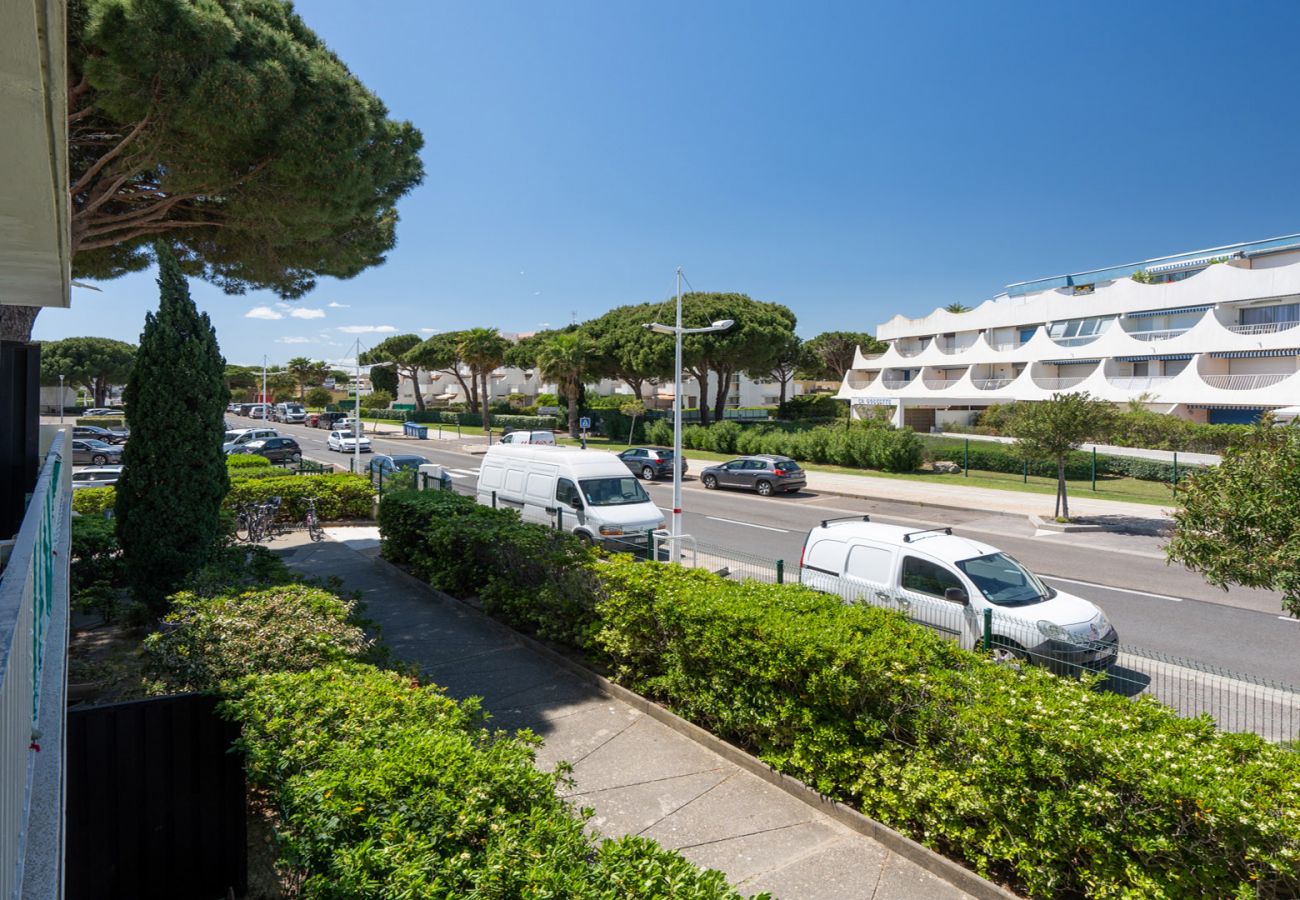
[568,714,740,794]
[638,768,818,850]
[736,834,888,900]
[571,768,732,837]
[680,820,859,887]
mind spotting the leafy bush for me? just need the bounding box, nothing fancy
[382,506,1300,899]
[404,410,558,430]
[776,393,841,420]
[226,473,373,521]
[360,389,394,410]
[222,665,749,899]
[75,416,126,428]
[71,487,116,516]
[644,418,673,447]
[226,454,274,470]
[670,421,922,472]
[143,585,371,692]
[71,516,124,622]
[919,435,1204,483]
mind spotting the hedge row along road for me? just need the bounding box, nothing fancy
[228,415,1299,689]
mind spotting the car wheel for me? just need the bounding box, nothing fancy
[290,452,302,462]
[92,454,108,465]
[640,465,656,481]
[702,474,718,489]
[989,638,1027,666]
[755,480,773,496]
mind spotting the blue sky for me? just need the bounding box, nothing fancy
[38,0,1300,366]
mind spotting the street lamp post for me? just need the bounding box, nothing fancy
[58,374,65,424]
[643,269,733,541]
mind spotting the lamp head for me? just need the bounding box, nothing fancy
[711,319,735,331]
[643,323,676,336]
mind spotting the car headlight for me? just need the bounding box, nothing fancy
[1036,620,1071,641]
[598,525,624,536]
[655,520,666,531]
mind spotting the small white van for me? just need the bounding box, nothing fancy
[478,445,664,545]
[799,518,1117,671]
[500,430,556,446]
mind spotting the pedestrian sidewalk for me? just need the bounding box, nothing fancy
[271,528,1006,900]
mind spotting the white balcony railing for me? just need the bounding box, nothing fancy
[1033,376,1088,390]
[1106,376,1176,391]
[846,371,877,390]
[1,432,70,900]
[921,378,963,390]
[1049,335,1102,347]
[972,377,1015,390]
[1225,321,1300,336]
[986,340,1021,351]
[936,341,976,355]
[1128,328,1189,342]
[895,345,927,358]
[1201,373,1292,390]
[881,378,913,389]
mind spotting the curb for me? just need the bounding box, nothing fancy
[1029,514,1105,533]
[372,554,1021,900]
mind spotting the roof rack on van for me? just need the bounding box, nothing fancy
[902,526,952,543]
[819,515,870,528]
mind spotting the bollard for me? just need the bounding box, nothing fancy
[982,608,992,651]
[1022,459,1027,484]
[556,507,564,532]
[1091,447,1097,492]
[1172,451,1178,497]
[776,559,784,584]
[491,490,497,508]
[645,528,655,561]
[963,438,969,477]
[441,474,450,492]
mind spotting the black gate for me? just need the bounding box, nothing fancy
[67,693,247,899]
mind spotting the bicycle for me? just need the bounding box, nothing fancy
[303,496,324,542]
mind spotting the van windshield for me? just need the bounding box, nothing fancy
[956,553,1054,606]
[579,476,651,507]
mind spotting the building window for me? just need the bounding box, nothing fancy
[1241,303,1300,326]
[1018,327,1037,344]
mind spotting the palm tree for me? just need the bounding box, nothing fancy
[457,328,510,432]
[286,356,314,401]
[536,332,590,438]
[944,303,971,313]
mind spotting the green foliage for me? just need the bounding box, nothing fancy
[359,334,426,409]
[73,416,126,429]
[537,331,593,438]
[222,665,751,899]
[304,386,334,408]
[457,327,511,429]
[581,304,675,395]
[71,516,124,621]
[973,404,1253,454]
[1168,423,1300,617]
[38,336,136,406]
[226,474,373,521]
[1007,392,1119,518]
[366,363,398,397]
[359,388,393,410]
[776,393,842,420]
[1131,269,1155,283]
[918,435,1202,483]
[660,420,923,473]
[71,487,116,516]
[226,453,275,470]
[143,585,372,693]
[800,331,886,381]
[71,0,424,297]
[115,247,230,612]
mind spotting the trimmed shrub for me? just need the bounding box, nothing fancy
[226,474,373,521]
[919,435,1205,484]
[226,454,274,470]
[143,585,372,692]
[70,516,120,591]
[71,487,115,516]
[776,393,841,420]
[75,416,126,429]
[222,665,749,899]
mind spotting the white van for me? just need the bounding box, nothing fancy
[273,402,307,424]
[799,518,1118,671]
[500,430,556,446]
[478,445,664,546]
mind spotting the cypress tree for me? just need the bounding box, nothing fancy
[116,245,231,613]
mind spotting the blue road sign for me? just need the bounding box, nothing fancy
[579,416,591,430]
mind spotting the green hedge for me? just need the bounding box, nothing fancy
[969,406,1254,454]
[378,491,1300,899]
[226,454,274,470]
[74,474,374,522]
[918,435,1205,483]
[223,665,749,899]
[336,406,560,431]
[643,419,923,473]
[75,416,126,428]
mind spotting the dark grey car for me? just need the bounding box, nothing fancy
[73,424,128,444]
[71,438,123,466]
[617,448,687,481]
[699,455,806,496]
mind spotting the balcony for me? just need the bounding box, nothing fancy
[1106,376,1176,391]
[935,338,977,355]
[1128,328,1190,342]
[1225,321,1300,336]
[881,378,913,389]
[845,369,878,390]
[986,340,1021,351]
[1201,372,1292,390]
[972,377,1015,390]
[1034,376,1089,390]
[1049,335,1101,348]
[922,376,964,390]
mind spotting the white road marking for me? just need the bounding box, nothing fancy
[1041,575,1183,602]
[705,515,789,533]
[1280,616,1299,623]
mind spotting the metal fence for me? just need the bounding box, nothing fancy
[0,431,71,900]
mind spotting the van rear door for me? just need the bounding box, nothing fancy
[799,533,847,594]
[841,541,897,608]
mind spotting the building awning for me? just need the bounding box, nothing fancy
[1145,255,1240,274]
[1187,404,1280,410]
[1125,305,1214,319]
[1041,358,1101,366]
[1114,354,1193,363]
[1209,349,1300,359]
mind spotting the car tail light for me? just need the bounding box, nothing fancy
[775,468,790,476]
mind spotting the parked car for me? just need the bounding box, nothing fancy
[223,428,279,453]
[368,454,431,485]
[699,455,805,496]
[83,408,124,417]
[73,424,128,444]
[272,402,307,424]
[798,519,1118,672]
[328,430,372,453]
[314,411,351,430]
[231,436,303,464]
[306,413,321,427]
[617,447,686,481]
[71,438,123,465]
[500,430,556,446]
[478,445,663,547]
[71,465,124,490]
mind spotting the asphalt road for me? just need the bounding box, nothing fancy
[236,416,1300,687]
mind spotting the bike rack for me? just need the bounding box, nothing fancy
[651,531,698,566]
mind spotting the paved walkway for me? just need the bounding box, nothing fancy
[272,528,994,900]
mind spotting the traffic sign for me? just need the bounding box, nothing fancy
[579,416,591,430]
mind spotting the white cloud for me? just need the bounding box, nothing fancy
[419,327,440,334]
[245,306,284,320]
[327,301,350,308]
[337,325,397,334]
[289,307,326,319]
[276,336,312,344]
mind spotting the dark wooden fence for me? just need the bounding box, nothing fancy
[66,693,246,899]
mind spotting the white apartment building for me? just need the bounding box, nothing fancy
[837,234,1300,430]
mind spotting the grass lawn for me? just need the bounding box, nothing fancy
[557,435,1178,507]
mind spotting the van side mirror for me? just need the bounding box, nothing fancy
[944,587,969,606]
